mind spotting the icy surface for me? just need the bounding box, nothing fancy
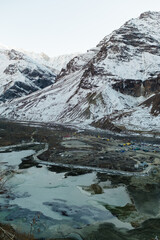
[0,148,132,234]
[0,150,34,168]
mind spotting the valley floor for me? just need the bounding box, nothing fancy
[1,119,160,174]
[0,119,160,240]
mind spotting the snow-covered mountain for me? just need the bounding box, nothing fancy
[1,11,160,134]
[0,47,56,102]
[19,50,79,73]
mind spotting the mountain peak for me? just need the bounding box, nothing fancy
[139,11,160,20]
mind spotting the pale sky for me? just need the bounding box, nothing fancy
[0,0,160,57]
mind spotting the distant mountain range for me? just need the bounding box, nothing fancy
[0,11,160,134]
[21,51,79,73]
[0,47,56,102]
[0,45,78,102]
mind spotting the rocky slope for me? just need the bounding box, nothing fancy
[0,11,160,134]
[0,47,56,102]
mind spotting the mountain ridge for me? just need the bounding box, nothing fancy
[0,48,57,102]
[0,11,160,134]
[0,43,79,73]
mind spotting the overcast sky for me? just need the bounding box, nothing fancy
[0,0,160,57]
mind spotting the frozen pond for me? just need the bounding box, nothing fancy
[0,149,35,168]
[0,145,132,239]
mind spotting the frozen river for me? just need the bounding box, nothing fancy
[0,144,132,239]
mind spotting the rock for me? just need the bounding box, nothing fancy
[153,158,160,165]
[92,118,122,132]
[90,184,103,194]
[112,80,143,97]
[140,93,160,116]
